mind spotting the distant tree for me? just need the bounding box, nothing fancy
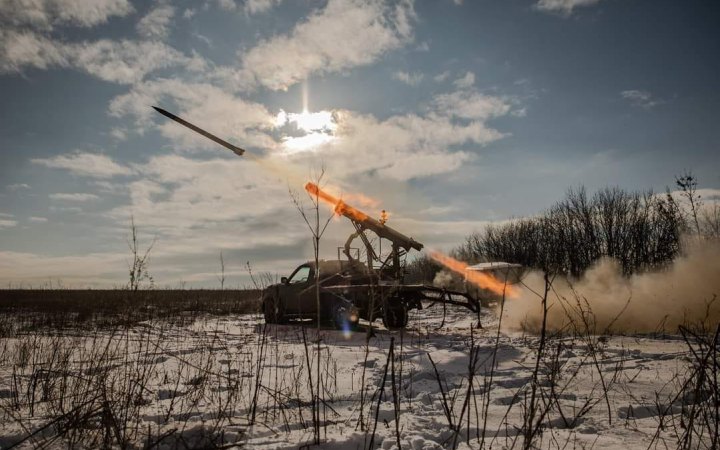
[676,170,703,235]
[701,201,720,239]
[127,215,155,291]
[405,253,442,284]
[456,185,686,277]
[217,250,226,290]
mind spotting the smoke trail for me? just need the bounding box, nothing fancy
[503,240,720,333]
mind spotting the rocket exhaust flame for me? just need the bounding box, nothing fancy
[429,251,520,298]
[304,182,369,222]
[304,182,423,252]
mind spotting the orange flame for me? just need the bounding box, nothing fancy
[429,251,520,298]
[343,192,380,209]
[305,182,369,222]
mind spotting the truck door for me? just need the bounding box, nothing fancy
[279,264,316,315]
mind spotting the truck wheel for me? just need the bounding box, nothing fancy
[382,304,408,329]
[263,295,283,324]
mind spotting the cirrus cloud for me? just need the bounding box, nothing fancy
[49,193,99,201]
[535,0,602,16]
[621,89,664,110]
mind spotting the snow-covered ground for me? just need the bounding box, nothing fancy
[0,303,713,449]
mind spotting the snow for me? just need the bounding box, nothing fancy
[0,302,711,449]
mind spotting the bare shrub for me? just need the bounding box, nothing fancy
[127,215,156,291]
[457,186,684,277]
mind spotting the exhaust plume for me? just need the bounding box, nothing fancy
[433,270,454,288]
[428,251,520,298]
[504,240,720,333]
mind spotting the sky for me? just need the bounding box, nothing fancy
[0,0,719,288]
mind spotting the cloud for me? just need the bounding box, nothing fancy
[193,33,212,47]
[72,39,205,84]
[109,79,277,150]
[0,2,147,80]
[311,110,504,180]
[107,154,295,229]
[94,155,310,271]
[29,216,48,223]
[0,250,128,287]
[32,151,133,178]
[7,183,31,191]
[0,0,134,30]
[110,127,127,140]
[0,30,68,72]
[137,4,175,40]
[49,193,100,201]
[0,219,18,229]
[243,0,285,15]
[49,206,82,213]
[0,30,205,83]
[216,0,238,11]
[214,0,289,16]
[278,86,515,181]
[535,0,602,16]
[621,89,664,109]
[237,0,416,91]
[392,70,423,86]
[433,90,514,120]
[453,71,475,89]
[415,41,429,51]
[433,70,451,82]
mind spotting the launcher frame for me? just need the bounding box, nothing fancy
[305,182,482,321]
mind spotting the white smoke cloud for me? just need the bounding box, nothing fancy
[504,240,720,333]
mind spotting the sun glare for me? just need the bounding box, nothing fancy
[283,109,337,132]
[282,132,334,153]
[276,108,337,153]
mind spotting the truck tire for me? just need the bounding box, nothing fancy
[382,304,408,329]
[263,294,284,324]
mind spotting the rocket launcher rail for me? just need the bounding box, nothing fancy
[304,182,423,252]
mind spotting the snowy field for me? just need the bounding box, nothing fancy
[0,302,715,449]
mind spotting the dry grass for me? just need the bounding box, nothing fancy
[0,284,717,449]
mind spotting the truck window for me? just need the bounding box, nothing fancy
[288,266,311,284]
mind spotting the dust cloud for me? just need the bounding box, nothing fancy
[503,240,720,333]
[433,270,454,288]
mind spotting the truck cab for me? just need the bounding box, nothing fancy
[262,260,363,330]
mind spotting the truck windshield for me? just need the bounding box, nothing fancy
[288,266,311,284]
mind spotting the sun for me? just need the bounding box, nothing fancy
[292,109,336,133]
[275,108,338,153]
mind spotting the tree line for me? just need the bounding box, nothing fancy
[408,173,718,281]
